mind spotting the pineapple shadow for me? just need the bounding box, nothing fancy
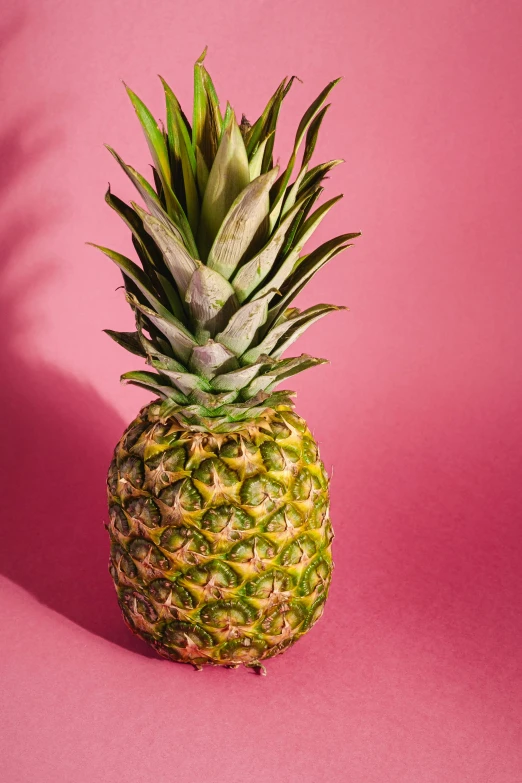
[0,118,156,659]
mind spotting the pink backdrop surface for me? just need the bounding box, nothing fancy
[1,1,522,781]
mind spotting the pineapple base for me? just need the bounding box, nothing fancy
[107,403,333,668]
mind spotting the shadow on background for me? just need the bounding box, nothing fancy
[0,19,155,659]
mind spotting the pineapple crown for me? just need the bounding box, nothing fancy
[90,48,360,433]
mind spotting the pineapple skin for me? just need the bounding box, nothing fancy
[107,403,333,668]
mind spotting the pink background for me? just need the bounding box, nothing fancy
[2,1,522,781]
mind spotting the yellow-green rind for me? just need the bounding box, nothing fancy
[107,404,333,668]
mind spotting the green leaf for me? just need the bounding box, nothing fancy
[132,204,199,297]
[106,147,184,239]
[270,78,341,225]
[252,195,343,302]
[161,77,200,234]
[267,354,327,381]
[241,304,343,364]
[302,105,330,168]
[238,374,273,397]
[215,291,273,356]
[248,134,273,181]
[271,307,346,359]
[121,370,188,402]
[154,272,187,323]
[107,146,163,207]
[184,265,238,340]
[231,190,312,303]
[187,387,239,409]
[243,354,326,396]
[160,77,196,172]
[278,189,320,260]
[124,84,171,187]
[279,166,310,220]
[293,194,344,247]
[150,363,210,396]
[276,108,330,224]
[195,147,209,198]
[271,233,360,321]
[237,388,296,409]
[245,77,298,173]
[211,357,272,391]
[207,166,280,280]
[124,83,194,239]
[105,186,167,291]
[244,78,285,155]
[193,47,222,169]
[107,137,197,258]
[136,315,187,369]
[221,103,233,138]
[103,329,147,358]
[298,159,344,196]
[105,188,186,320]
[198,110,250,260]
[188,340,238,379]
[127,295,198,365]
[88,243,172,318]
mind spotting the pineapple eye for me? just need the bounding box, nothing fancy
[111,543,137,578]
[199,599,257,629]
[120,590,158,623]
[183,561,239,590]
[160,526,209,555]
[279,411,307,434]
[279,535,317,566]
[291,469,324,501]
[158,479,203,511]
[148,579,196,610]
[128,538,170,570]
[122,420,148,451]
[298,557,332,597]
[125,496,162,528]
[270,422,292,441]
[192,458,239,487]
[244,569,295,599]
[262,603,305,635]
[260,441,285,471]
[145,446,186,473]
[218,638,267,663]
[163,621,214,651]
[219,440,241,458]
[118,456,144,489]
[107,458,119,495]
[201,504,255,533]
[301,437,319,464]
[261,504,303,533]
[228,535,279,564]
[240,474,285,509]
[109,504,130,535]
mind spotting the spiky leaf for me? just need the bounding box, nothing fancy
[207,167,279,280]
[184,265,238,339]
[128,296,198,365]
[133,204,199,296]
[215,291,273,357]
[198,110,250,260]
[192,47,222,169]
[104,330,147,357]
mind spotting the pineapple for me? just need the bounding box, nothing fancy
[92,50,359,672]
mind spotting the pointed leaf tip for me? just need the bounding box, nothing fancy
[196,46,208,64]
